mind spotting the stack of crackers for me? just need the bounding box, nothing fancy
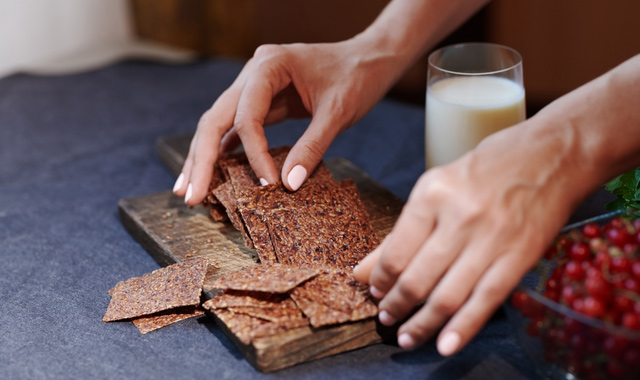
[200,147,381,344]
[203,146,380,267]
[104,147,381,341]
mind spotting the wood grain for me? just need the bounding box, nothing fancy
[119,134,404,371]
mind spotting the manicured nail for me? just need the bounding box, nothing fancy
[378,310,397,326]
[287,165,307,191]
[173,173,184,193]
[398,333,416,350]
[437,331,461,356]
[185,183,193,204]
[259,177,269,186]
[369,286,385,299]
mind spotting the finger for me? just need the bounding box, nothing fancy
[177,59,255,202]
[186,87,242,205]
[376,226,469,326]
[353,236,388,284]
[173,128,199,196]
[434,251,534,356]
[366,179,438,296]
[390,237,498,348]
[282,96,362,190]
[234,60,292,185]
[263,84,309,126]
[220,127,241,154]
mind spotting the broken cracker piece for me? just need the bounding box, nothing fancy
[289,267,377,327]
[211,264,320,293]
[103,258,208,322]
[132,306,205,334]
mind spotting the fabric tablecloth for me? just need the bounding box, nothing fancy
[1,58,608,380]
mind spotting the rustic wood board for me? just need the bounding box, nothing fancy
[118,133,404,372]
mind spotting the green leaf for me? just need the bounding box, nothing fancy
[605,167,640,212]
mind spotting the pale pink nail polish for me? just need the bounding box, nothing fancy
[259,177,269,186]
[437,331,461,356]
[378,310,397,326]
[185,183,193,204]
[369,286,385,299]
[398,333,416,349]
[287,165,307,191]
[173,173,184,193]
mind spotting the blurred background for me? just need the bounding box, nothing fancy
[2,0,639,112]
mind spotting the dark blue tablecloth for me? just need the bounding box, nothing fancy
[0,58,567,379]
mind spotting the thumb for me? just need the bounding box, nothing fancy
[281,110,346,191]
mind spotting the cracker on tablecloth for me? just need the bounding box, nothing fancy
[210,264,320,293]
[132,306,205,334]
[103,258,208,322]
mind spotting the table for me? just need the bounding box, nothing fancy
[1,58,609,380]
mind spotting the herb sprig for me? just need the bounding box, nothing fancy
[605,167,640,212]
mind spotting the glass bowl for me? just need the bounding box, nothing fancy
[504,211,640,380]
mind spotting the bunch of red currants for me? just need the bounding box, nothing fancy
[511,215,640,380]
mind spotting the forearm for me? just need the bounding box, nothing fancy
[530,54,640,200]
[352,0,491,83]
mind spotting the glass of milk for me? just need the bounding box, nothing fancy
[425,43,525,168]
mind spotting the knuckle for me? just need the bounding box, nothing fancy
[395,278,424,304]
[377,253,405,279]
[429,292,463,317]
[253,44,286,63]
[476,282,507,307]
[299,139,326,163]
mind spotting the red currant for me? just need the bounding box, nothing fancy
[569,241,591,261]
[621,312,640,330]
[582,222,601,238]
[611,256,632,274]
[582,296,606,318]
[564,260,586,281]
[585,274,612,302]
[613,294,635,313]
[561,284,580,306]
[607,227,632,248]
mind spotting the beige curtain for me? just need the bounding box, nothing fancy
[0,0,193,78]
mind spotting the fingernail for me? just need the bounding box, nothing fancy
[185,183,193,204]
[370,286,385,299]
[287,165,307,191]
[398,333,416,350]
[259,177,269,186]
[173,173,184,193]
[437,331,461,356]
[378,310,397,326]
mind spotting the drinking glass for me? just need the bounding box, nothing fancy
[425,43,525,168]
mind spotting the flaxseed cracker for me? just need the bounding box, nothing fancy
[103,258,208,322]
[266,181,379,267]
[289,267,377,327]
[203,290,305,325]
[132,306,205,334]
[203,290,288,309]
[236,178,340,264]
[210,263,320,293]
[213,181,254,248]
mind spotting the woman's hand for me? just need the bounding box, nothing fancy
[354,118,590,355]
[173,38,402,205]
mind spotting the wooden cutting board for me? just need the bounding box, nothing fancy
[118,134,404,372]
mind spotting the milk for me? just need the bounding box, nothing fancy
[425,76,525,168]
